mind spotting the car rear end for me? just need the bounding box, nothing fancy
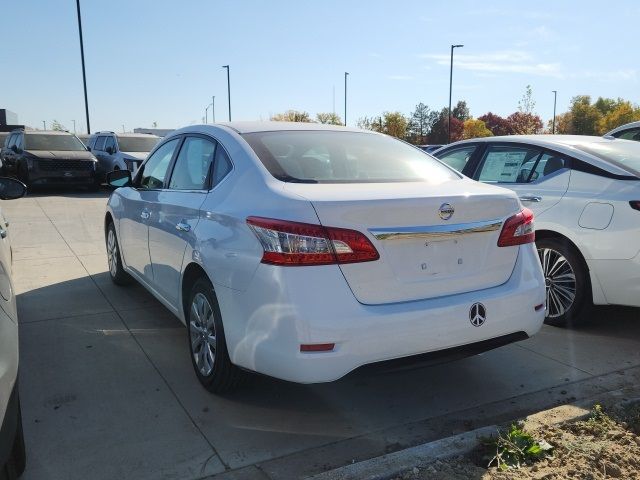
[217,128,546,383]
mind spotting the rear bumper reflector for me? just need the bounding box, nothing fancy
[534,303,545,311]
[300,343,335,352]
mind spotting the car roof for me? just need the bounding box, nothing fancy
[22,130,75,136]
[442,135,639,177]
[90,132,160,138]
[605,121,640,136]
[213,121,370,134]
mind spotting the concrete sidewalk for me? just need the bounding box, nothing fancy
[5,191,640,480]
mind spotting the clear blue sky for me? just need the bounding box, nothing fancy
[2,0,638,133]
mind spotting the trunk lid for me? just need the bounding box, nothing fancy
[284,180,521,304]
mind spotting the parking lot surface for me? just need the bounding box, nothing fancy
[6,190,640,480]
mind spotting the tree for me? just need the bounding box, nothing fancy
[569,95,602,135]
[547,111,573,134]
[462,119,493,139]
[452,100,470,122]
[315,112,343,125]
[357,116,383,132]
[506,111,543,135]
[478,112,513,136]
[518,85,536,115]
[598,101,640,134]
[429,108,463,144]
[381,112,408,139]
[270,110,312,122]
[51,120,66,131]
[152,121,158,128]
[406,103,438,144]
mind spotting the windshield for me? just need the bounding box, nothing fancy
[242,131,460,183]
[117,136,159,152]
[573,140,640,176]
[25,134,86,151]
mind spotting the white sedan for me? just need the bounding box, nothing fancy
[434,135,640,327]
[104,122,545,393]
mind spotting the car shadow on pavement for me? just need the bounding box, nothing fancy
[22,186,111,199]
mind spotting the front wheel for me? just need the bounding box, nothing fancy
[106,222,132,286]
[537,237,591,327]
[187,278,244,393]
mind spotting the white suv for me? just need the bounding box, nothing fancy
[0,177,27,479]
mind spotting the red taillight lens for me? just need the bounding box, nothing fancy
[246,216,379,266]
[497,208,535,247]
[630,201,640,211]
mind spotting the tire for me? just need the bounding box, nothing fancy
[1,402,26,480]
[105,222,132,286]
[187,277,244,394]
[537,237,592,328]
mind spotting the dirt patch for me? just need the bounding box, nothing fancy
[393,400,640,480]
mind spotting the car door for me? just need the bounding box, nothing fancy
[118,138,180,281]
[473,143,571,216]
[147,135,218,305]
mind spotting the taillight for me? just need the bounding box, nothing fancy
[246,216,379,266]
[497,208,535,247]
[630,201,640,211]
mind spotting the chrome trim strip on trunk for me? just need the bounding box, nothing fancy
[369,219,503,240]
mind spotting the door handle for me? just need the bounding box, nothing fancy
[140,210,150,220]
[519,196,542,203]
[176,222,191,232]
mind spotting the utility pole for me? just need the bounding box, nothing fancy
[448,44,464,143]
[72,119,76,133]
[42,121,46,130]
[552,90,557,134]
[212,95,215,123]
[344,72,349,126]
[222,65,231,121]
[75,0,91,134]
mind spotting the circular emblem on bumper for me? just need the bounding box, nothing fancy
[469,302,486,327]
[439,203,454,220]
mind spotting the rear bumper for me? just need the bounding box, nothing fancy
[588,251,640,307]
[218,244,546,383]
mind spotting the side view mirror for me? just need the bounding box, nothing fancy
[0,177,27,200]
[106,169,132,188]
[105,146,114,155]
[10,145,18,154]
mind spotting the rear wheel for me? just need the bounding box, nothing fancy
[106,222,132,286]
[537,237,591,327]
[187,277,244,393]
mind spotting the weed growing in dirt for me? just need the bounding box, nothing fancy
[483,422,553,471]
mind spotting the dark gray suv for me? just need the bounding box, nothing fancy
[87,132,159,179]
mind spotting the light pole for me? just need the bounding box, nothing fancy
[448,44,464,144]
[552,90,557,134]
[42,121,46,130]
[122,124,125,133]
[344,72,349,126]
[222,65,231,121]
[211,95,215,123]
[75,0,91,134]
[205,102,213,124]
[72,119,76,133]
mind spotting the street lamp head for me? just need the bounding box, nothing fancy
[452,44,464,48]
[222,65,229,69]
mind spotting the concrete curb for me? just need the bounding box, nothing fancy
[307,387,636,480]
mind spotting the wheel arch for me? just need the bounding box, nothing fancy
[181,262,210,324]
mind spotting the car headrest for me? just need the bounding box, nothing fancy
[543,157,564,176]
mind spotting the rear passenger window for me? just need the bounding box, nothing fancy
[529,153,566,181]
[94,136,107,151]
[212,146,232,186]
[435,145,477,172]
[476,146,543,183]
[169,137,216,190]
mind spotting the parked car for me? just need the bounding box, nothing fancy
[0,134,9,175]
[76,133,90,147]
[0,177,28,479]
[433,135,640,326]
[105,122,545,393]
[87,132,160,179]
[0,130,99,190]
[604,121,640,141]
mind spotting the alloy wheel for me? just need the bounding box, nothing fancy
[189,292,217,376]
[538,247,577,318]
[107,229,118,278]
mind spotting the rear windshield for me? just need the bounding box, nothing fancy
[573,141,640,176]
[242,131,460,183]
[117,137,159,152]
[25,134,86,151]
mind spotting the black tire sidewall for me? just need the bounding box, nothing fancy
[537,237,591,327]
[106,222,130,285]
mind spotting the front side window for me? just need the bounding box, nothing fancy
[435,145,477,172]
[476,145,543,183]
[104,136,116,153]
[242,131,460,184]
[169,137,216,190]
[140,139,179,189]
[94,136,107,151]
[7,134,17,149]
[615,128,640,141]
[24,134,86,151]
